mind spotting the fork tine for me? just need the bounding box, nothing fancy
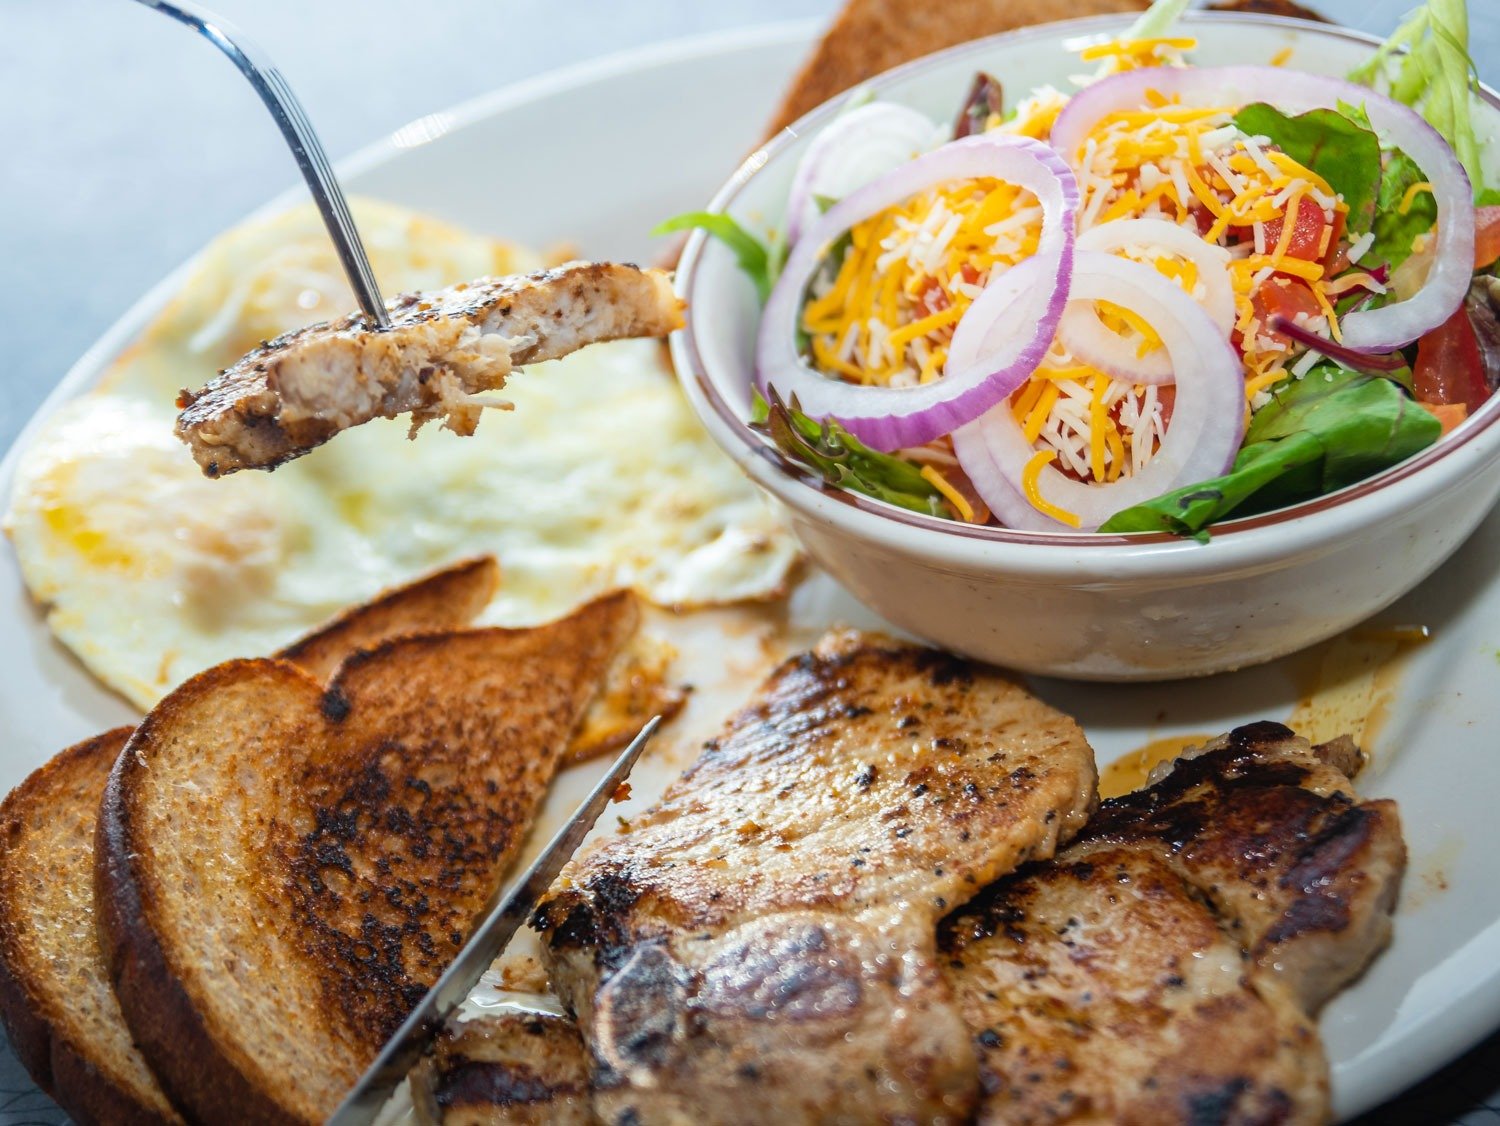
[129,0,392,330]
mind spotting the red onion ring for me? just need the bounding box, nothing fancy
[1269,315,1408,373]
[785,103,939,245]
[1059,218,1236,384]
[758,134,1079,452]
[1049,65,1475,351]
[952,251,1245,532]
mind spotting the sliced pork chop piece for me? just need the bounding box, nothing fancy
[938,721,1406,1126]
[411,1006,593,1126]
[409,957,594,1125]
[176,261,683,476]
[534,631,1097,1126]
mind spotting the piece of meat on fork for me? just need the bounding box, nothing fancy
[176,261,682,476]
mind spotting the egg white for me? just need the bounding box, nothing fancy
[5,200,797,709]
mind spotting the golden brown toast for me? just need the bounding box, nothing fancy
[95,591,639,1125]
[763,0,1150,137]
[564,629,685,766]
[761,0,1325,139]
[0,729,177,1126]
[1207,0,1327,19]
[275,554,498,681]
[0,556,499,1126]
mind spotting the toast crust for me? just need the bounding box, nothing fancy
[763,0,1149,137]
[97,661,322,1126]
[0,556,503,1125]
[0,729,179,1126]
[760,0,1322,141]
[97,593,639,1124]
[275,555,499,681]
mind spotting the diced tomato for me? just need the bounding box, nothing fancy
[1257,196,1334,263]
[1415,306,1492,411]
[916,263,982,318]
[916,279,949,317]
[1187,201,1218,237]
[1474,205,1500,270]
[1247,277,1322,348]
[1321,210,1347,271]
[1418,401,1469,437]
[1107,385,1176,438]
[1157,384,1176,431]
[941,460,992,524]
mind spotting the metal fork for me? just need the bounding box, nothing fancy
[130,0,392,330]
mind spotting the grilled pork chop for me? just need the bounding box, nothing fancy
[176,262,682,476]
[413,1006,593,1125]
[535,631,1097,1125]
[409,957,594,1125]
[938,721,1405,1125]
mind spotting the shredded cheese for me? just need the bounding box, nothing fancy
[1399,181,1434,214]
[1024,382,1063,443]
[1088,375,1111,482]
[789,39,1372,525]
[920,465,975,522]
[1022,451,1082,527]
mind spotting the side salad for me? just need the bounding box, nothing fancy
[665,0,1500,538]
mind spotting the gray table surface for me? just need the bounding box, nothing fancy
[1,1,1497,1122]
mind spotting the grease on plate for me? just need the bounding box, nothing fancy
[1098,732,1216,799]
[1286,626,1432,766]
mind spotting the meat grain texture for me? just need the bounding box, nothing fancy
[939,722,1405,1125]
[176,262,682,476]
[535,631,1098,1125]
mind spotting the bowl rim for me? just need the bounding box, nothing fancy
[673,10,1500,553]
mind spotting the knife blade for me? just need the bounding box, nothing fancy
[325,714,661,1124]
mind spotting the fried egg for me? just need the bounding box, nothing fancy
[5,200,798,709]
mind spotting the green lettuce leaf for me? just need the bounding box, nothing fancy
[1368,149,1439,270]
[1232,104,1382,233]
[654,212,777,302]
[1098,366,1440,539]
[751,390,949,516]
[1124,0,1192,41]
[1337,100,1372,129]
[1348,0,1484,194]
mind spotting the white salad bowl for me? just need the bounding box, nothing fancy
[671,11,1500,681]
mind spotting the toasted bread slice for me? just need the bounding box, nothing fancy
[760,0,1325,139]
[763,0,1149,137]
[0,729,178,1126]
[275,554,498,681]
[1207,0,1327,19]
[96,592,638,1125]
[0,556,499,1126]
[565,629,685,766]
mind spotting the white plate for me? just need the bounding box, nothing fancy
[1,20,1498,1124]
